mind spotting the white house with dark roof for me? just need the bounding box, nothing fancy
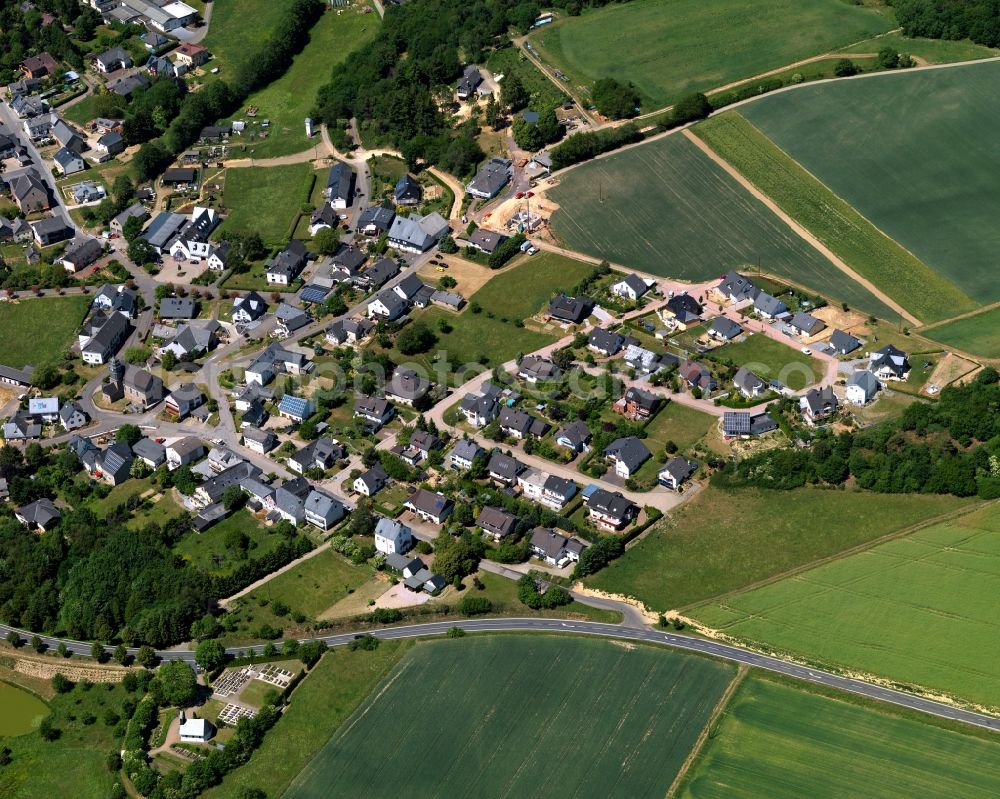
[374,518,412,555]
[404,489,453,525]
[603,437,651,479]
[611,273,650,302]
[846,370,880,406]
[658,457,697,490]
[585,488,637,529]
[733,366,766,399]
[870,345,909,381]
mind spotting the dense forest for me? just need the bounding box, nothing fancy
[895,0,1000,47]
[0,0,92,82]
[0,444,312,647]
[715,368,1000,498]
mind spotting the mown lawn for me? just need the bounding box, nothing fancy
[642,401,717,454]
[587,485,974,612]
[693,502,1000,708]
[471,251,596,320]
[0,295,91,368]
[201,641,412,799]
[709,332,823,390]
[226,6,380,159]
[282,636,735,799]
[679,675,1000,799]
[219,164,316,246]
[529,0,892,109]
[242,549,374,619]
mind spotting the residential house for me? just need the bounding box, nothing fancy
[870,345,910,381]
[274,478,311,526]
[404,489,453,525]
[274,303,312,337]
[624,344,677,375]
[386,212,450,253]
[15,498,61,531]
[658,457,697,490]
[394,174,422,206]
[278,394,313,423]
[588,327,624,357]
[325,318,374,347]
[95,46,132,73]
[288,438,344,474]
[52,119,84,153]
[323,162,355,209]
[96,442,134,485]
[58,401,88,431]
[166,436,205,469]
[846,370,880,406]
[541,474,576,510]
[142,212,187,254]
[385,368,431,407]
[354,395,395,429]
[59,237,103,273]
[81,312,130,365]
[466,157,511,199]
[232,291,268,324]
[193,462,262,508]
[28,397,59,423]
[356,206,395,238]
[107,72,150,99]
[367,289,408,321]
[547,293,593,324]
[716,271,757,303]
[487,452,523,485]
[555,420,591,453]
[265,240,308,285]
[585,487,637,530]
[165,383,204,420]
[756,292,788,323]
[174,42,209,67]
[613,387,660,420]
[733,366,766,399]
[304,490,346,531]
[517,467,547,502]
[375,518,413,555]
[660,293,702,329]
[208,446,244,472]
[357,257,398,289]
[240,478,275,512]
[679,360,716,393]
[21,53,59,79]
[529,528,586,568]
[708,316,742,342]
[168,207,221,261]
[476,506,517,541]
[722,411,778,439]
[449,438,483,470]
[132,437,166,468]
[161,322,220,360]
[789,311,826,338]
[499,406,549,440]
[95,131,125,158]
[10,171,49,214]
[828,329,862,356]
[611,273,650,302]
[517,355,561,384]
[800,385,839,422]
[430,290,465,311]
[603,436,651,479]
[70,181,106,203]
[456,64,483,100]
[353,465,388,497]
[459,385,500,427]
[242,426,276,454]
[3,410,41,440]
[466,228,507,254]
[33,215,75,247]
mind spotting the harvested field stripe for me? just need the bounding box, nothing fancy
[692,112,976,323]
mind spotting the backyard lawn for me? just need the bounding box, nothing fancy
[0,295,91,368]
[642,401,717,453]
[219,163,316,246]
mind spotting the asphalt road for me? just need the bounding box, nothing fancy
[2,617,997,732]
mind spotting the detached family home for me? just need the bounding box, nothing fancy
[603,437,651,479]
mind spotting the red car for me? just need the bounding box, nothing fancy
[515,191,524,199]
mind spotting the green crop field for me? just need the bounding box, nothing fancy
[548,134,896,319]
[925,306,1000,358]
[219,163,316,246]
[587,485,973,612]
[528,0,892,110]
[693,112,974,323]
[708,332,823,390]
[694,502,1000,707]
[736,61,1000,313]
[0,295,90,369]
[283,635,735,799]
[680,676,1000,799]
[228,6,379,159]
[202,641,412,799]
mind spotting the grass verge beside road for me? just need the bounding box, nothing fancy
[693,113,974,324]
[587,485,974,612]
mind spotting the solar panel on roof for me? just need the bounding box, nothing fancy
[300,285,330,304]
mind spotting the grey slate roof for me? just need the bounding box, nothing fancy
[603,436,651,473]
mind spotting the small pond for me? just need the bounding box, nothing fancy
[0,681,48,737]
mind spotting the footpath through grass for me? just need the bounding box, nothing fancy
[679,675,1000,799]
[548,133,896,320]
[693,502,1000,708]
[528,0,892,109]
[693,113,974,323]
[282,635,735,799]
[202,640,411,799]
[587,485,974,612]
[735,61,1000,310]
[0,295,91,368]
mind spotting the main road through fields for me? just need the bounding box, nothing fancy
[1,618,997,733]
